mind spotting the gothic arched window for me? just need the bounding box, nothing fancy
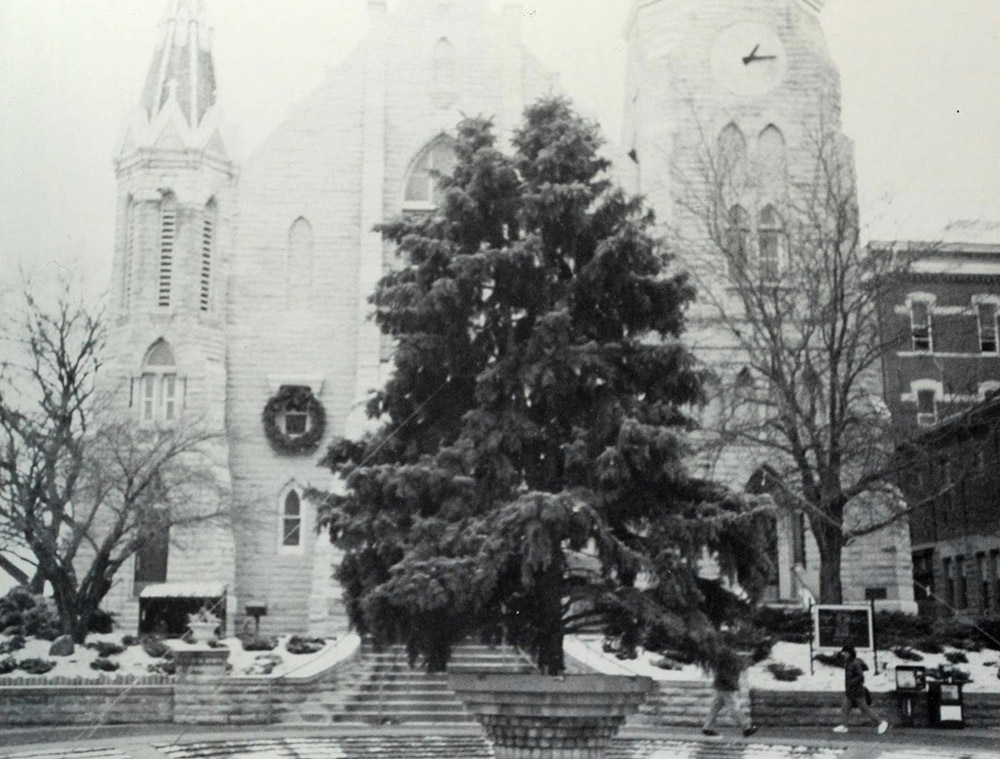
[158,193,177,308]
[717,122,747,193]
[286,216,314,308]
[725,205,751,278]
[280,488,303,550]
[404,139,457,209]
[758,204,785,282]
[433,38,455,91]
[139,339,178,424]
[757,124,787,190]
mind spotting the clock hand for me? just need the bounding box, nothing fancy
[742,43,761,65]
[751,54,777,62]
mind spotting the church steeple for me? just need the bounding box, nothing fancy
[118,0,225,157]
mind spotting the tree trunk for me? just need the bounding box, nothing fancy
[813,522,844,604]
[534,560,565,675]
[0,554,30,586]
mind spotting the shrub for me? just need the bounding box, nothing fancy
[652,656,682,670]
[726,625,774,663]
[874,611,932,648]
[767,662,803,681]
[0,634,26,655]
[914,637,943,654]
[241,635,278,652]
[243,652,282,675]
[0,656,17,675]
[974,617,1000,650]
[90,658,119,672]
[142,639,170,658]
[121,635,140,647]
[0,588,61,640]
[893,646,923,661]
[932,618,982,651]
[18,658,56,675]
[944,651,968,664]
[87,608,115,634]
[147,659,176,675]
[88,641,125,658]
[751,606,812,643]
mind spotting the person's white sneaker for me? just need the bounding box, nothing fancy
[832,725,849,733]
[877,721,889,734]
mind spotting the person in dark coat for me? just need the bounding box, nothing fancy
[702,645,758,737]
[833,645,888,734]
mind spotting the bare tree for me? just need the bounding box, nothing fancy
[0,282,226,641]
[668,116,921,604]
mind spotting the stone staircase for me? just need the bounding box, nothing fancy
[278,641,537,725]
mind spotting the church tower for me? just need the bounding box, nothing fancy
[624,0,844,321]
[101,0,238,631]
[624,0,915,610]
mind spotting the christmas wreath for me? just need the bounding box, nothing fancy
[262,385,326,454]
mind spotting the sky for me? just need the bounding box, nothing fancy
[1,0,999,301]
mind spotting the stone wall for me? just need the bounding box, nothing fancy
[751,689,1000,728]
[0,682,173,726]
[632,680,749,728]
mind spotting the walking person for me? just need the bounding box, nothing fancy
[833,645,888,734]
[702,645,758,738]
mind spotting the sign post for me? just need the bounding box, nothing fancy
[812,602,877,671]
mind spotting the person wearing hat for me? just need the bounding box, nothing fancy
[833,645,888,734]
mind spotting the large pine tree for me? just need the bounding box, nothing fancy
[317,98,771,673]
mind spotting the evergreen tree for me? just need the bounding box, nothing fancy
[317,98,771,673]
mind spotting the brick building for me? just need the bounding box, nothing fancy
[877,222,1000,617]
[96,0,915,634]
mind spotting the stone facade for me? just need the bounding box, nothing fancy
[624,0,912,609]
[96,0,914,633]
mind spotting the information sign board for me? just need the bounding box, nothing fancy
[812,604,873,650]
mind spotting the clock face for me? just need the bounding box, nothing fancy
[711,22,787,96]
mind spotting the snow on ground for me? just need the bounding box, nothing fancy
[567,635,1000,693]
[748,640,1000,694]
[567,635,711,682]
[0,632,359,681]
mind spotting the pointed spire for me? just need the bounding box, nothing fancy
[119,0,227,158]
[141,0,216,130]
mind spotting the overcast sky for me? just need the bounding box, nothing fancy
[1,0,998,299]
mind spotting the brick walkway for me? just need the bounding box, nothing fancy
[3,733,1000,759]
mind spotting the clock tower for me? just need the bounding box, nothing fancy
[624,0,844,306]
[624,1,916,610]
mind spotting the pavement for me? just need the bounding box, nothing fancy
[1,724,999,759]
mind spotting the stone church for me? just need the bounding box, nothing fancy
[98,0,914,637]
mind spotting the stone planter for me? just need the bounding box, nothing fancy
[449,671,653,759]
[187,620,218,643]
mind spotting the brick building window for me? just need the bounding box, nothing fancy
[910,300,932,352]
[913,550,933,601]
[978,553,990,611]
[916,389,937,427]
[138,339,178,425]
[977,303,998,353]
[992,551,1000,612]
[956,555,967,609]
[943,557,954,607]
